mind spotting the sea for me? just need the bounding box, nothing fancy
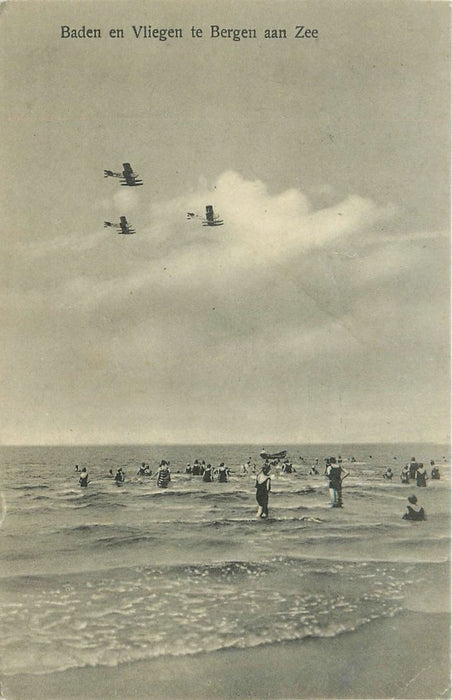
[0,443,450,681]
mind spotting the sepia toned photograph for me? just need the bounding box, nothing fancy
[0,1,450,698]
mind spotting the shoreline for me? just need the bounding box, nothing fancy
[3,610,450,700]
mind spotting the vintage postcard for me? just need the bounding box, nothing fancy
[1,1,450,698]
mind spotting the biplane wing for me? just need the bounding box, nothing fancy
[202,204,224,227]
[118,216,136,234]
[121,162,143,187]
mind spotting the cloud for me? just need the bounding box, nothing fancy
[148,171,396,271]
[4,170,417,346]
[7,170,439,340]
[113,188,140,213]
[13,229,106,260]
[4,170,449,444]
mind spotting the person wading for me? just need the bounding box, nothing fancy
[255,464,272,518]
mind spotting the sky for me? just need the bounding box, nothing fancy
[1,0,450,445]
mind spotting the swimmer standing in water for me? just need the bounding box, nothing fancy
[217,463,229,482]
[400,464,410,483]
[326,458,349,507]
[114,468,125,486]
[157,461,171,488]
[202,464,214,482]
[255,464,272,518]
[416,463,428,487]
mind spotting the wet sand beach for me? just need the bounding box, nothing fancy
[4,611,450,699]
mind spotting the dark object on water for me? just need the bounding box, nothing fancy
[260,450,287,460]
[115,468,125,486]
[416,465,427,487]
[138,463,151,476]
[402,495,426,521]
[400,466,410,483]
[255,466,272,518]
[157,467,171,488]
[202,465,214,482]
[218,465,228,483]
[409,461,422,480]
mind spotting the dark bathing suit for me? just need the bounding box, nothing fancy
[157,469,170,487]
[328,465,343,490]
[328,465,344,506]
[403,505,425,521]
[256,477,271,515]
[409,462,420,479]
[416,469,427,487]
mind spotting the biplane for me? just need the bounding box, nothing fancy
[103,162,143,187]
[203,205,224,227]
[186,206,224,226]
[104,216,136,235]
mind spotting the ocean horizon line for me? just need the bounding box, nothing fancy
[0,440,448,448]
